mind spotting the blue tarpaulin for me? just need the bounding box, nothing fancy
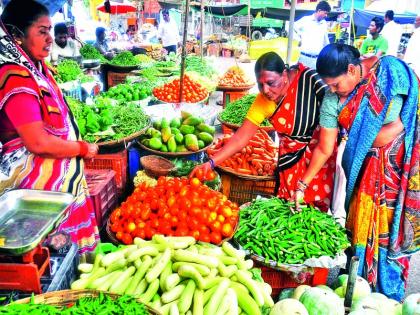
[2,0,67,16]
[354,9,417,28]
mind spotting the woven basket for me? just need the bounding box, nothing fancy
[13,289,160,314]
[217,165,275,181]
[140,155,175,178]
[105,220,122,245]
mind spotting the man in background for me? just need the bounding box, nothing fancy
[294,1,331,69]
[50,22,80,66]
[157,9,180,54]
[94,27,115,60]
[360,17,388,58]
[404,16,420,77]
[381,10,403,56]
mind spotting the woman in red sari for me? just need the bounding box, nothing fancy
[0,0,100,257]
[192,52,336,211]
[297,44,419,300]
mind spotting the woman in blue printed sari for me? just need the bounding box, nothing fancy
[295,44,419,301]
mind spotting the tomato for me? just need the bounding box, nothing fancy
[220,205,233,217]
[195,168,205,181]
[122,233,133,245]
[217,214,225,223]
[191,196,202,207]
[116,231,124,240]
[170,215,179,227]
[210,220,222,232]
[179,186,189,197]
[157,176,166,186]
[199,233,211,243]
[150,199,158,211]
[135,228,146,239]
[162,212,171,221]
[111,222,121,233]
[176,227,189,237]
[221,223,234,237]
[178,210,188,222]
[167,195,177,208]
[199,225,209,235]
[198,209,210,225]
[170,206,179,216]
[110,209,120,223]
[206,198,217,211]
[189,217,200,230]
[150,218,159,229]
[180,198,192,212]
[126,221,136,233]
[159,220,172,235]
[190,177,201,188]
[208,211,217,223]
[191,230,200,240]
[210,232,222,244]
[140,205,151,221]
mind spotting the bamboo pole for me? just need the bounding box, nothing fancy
[200,0,204,58]
[179,0,190,103]
[286,0,297,65]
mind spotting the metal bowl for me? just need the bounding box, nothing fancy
[82,59,101,68]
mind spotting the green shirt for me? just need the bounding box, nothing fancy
[319,90,403,129]
[360,35,388,55]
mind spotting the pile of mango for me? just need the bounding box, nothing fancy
[140,111,215,153]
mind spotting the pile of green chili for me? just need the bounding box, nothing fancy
[235,198,350,265]
[0,293,150,315]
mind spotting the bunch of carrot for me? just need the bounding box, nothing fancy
[207,130,278,176]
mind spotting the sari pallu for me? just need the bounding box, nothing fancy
[270,63,335,211]
[338,56,419,301]
[0,23,99,256]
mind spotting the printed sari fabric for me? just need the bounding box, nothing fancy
[339,56,419,301]
[0,23,99,256]
[270,63,336,211]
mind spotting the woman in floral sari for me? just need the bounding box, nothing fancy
[297,43,419,301]
[192,52,336,211]
[0,0,99,257]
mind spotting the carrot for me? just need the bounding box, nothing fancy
[253,148,265,155]
[251,153,262,159]
[237,168,252,175]
[263,163,271,172]
[248,140,261,147]
[257,168,263,175]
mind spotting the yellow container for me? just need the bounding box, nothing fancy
[249,37,300,64]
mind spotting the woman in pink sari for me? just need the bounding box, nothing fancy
[0,0,99,257]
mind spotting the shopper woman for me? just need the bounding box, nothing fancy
[296,43,419,301]
[192,52,336,211]
[0,0,99,256]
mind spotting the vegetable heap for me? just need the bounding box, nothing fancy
[208,130,278,176]
[185,56,217,79]
[140,112,215,153]
[133,170,157,188]
[220,94,272,127]
[71,236,274,315]
[0,293,149,314]
[235,198,350,265]
[110,51,140,67]
[153,75,208,103]
[218,66,254,87]
[134,54,155,67]
[109,176,238,245]
[55,59,83,83]
[101,82,151,102]
[66,97,149,143]
[80,43,107,63]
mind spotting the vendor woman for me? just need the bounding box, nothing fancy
[0,0,99,257]
[192,52,336,211]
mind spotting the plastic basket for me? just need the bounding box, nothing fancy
[255,260,329,298]
[84,149,127,196]
[220,172,276,205]
[85,169,118,229]
[46,243,79,292]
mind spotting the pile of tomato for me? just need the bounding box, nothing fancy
[153,74,208,103]
[109,175,239,245]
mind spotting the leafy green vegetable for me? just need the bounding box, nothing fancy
[80,44,107,63]
[55,59,83,83]
[110,51,139,67]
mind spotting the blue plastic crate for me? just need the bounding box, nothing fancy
[46,243,79,292]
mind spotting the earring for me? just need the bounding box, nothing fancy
[16,40,22,45]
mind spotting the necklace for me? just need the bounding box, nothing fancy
[358,63,363,81]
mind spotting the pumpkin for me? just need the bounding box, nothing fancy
[334,274,371,301]
[299,287,345,315]
[292,285,311,300]
[270,299,309,315]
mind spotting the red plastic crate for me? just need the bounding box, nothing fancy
[256,261,329,298]
[84,149,127,195]
[85,169,118,228]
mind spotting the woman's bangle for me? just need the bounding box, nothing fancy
[297,179,308,191]
[208,158,215,170]
[77,141,89,158]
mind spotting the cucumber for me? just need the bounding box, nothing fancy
[161,283,186,303]
[146,248,172,283]
[178,279,196,314]
[159,261,173,291]
[230,283,261,315]
[193,289,204,315]
[109,265,136,294]
[172,262,211,276]
[173,250,219,268]
[125,256,153,295]
[139,278,160,303]
[165,273,182,291]
[96,270,123,292]
[177,264,205,289]
[203,278,230,315]
[234,270,264,306]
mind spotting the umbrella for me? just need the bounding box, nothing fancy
[97,1,137,14]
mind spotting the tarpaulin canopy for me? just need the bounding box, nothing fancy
[2,0,67,15]
[158,0,181,10]
[97,1,137,14]
[249,7,343,21]
[190,3,248,17]
[353,9,417,27]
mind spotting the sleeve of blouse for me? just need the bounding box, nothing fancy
[319,91,339,128]
[245,93,276,126]
[4,93,42,127]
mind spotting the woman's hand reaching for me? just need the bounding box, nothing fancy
[84,143,99,159]
[189,161,212,178]
[293,179,308,213]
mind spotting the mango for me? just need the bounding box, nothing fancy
[171,127,180,135]
[179,125,195,135]
[152,120,161,130]
[161,118,170,129]
[161,144,168,152]
[182,115,203,126]
[185,134,199,151]
[174,133,184,144]
[167,136,177,152]
[170,117,181,128]
[198,132,213,144]
[176,144,188,152]
[151,130,162,138]
[196,123,215,135]
[161,127,172,143]
[181,111,191,120]
[198,140,205,149]
[149,138,162,150]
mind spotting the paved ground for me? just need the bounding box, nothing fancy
[212,56,419,297]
